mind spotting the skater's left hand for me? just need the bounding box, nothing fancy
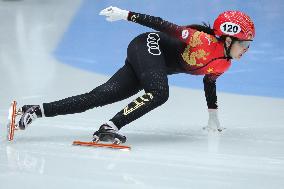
[99,6,129,22]
[203,109,225,132]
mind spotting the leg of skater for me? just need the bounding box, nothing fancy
[18,61,142,129]
[93,32,170,143]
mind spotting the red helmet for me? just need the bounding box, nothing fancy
[213,11,255,40]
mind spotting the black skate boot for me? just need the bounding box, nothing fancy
[18,105,43,130]
[93,124,127,144]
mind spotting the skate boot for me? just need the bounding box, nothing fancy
[93,124,127,144]
[18,105,43,130]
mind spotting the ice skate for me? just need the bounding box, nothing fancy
[18,105,43,130]
[6,102,43,141]
[73,124,130,150]
[7,101,20,141]
[93,124,127,144]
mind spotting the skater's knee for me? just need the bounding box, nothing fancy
[156,90,169,105]
[150,88,169,106]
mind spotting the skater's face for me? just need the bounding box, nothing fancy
[225,37,251,60]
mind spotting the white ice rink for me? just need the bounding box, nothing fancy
[0,1,284,189]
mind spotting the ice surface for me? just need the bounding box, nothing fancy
[0,1,283,189]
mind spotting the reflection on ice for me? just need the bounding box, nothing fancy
[6,146,45,174]
[0,0,284,189]
[207,131,221,153]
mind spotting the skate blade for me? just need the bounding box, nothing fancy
[72,141,131,151]
[7,101,17,141]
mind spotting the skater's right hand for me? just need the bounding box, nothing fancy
[203,109,225,132]
[99,6,129,22]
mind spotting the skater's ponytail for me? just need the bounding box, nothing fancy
[184,22,215,36]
